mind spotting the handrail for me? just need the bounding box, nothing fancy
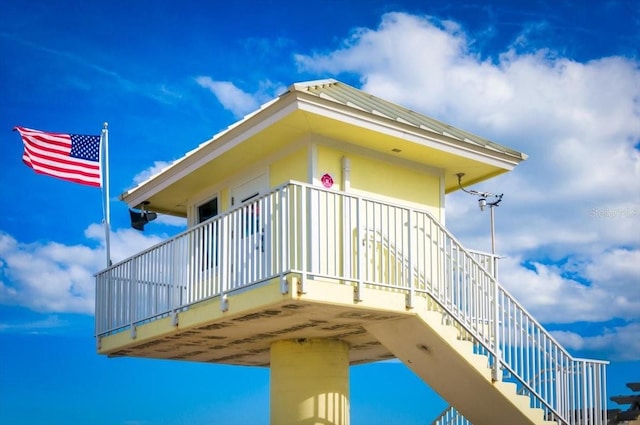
[357,191,608,424]
[431,405,471,425]
[95,181,607,424]
[96,184,290,335]
[467,249,499,278]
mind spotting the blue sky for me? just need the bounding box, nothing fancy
[1,0,639,424]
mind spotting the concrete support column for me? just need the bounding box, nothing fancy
[270,338,350,425]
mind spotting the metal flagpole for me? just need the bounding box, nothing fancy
[101,122,112,267]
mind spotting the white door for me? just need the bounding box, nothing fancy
[230,173,269,287]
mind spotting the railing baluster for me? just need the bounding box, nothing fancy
[300,185,308,286]
[355,196,363,300]
[407,212,414,308]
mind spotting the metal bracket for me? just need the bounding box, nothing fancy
[491,350,503,382]
[171,311,179,327]
[280,276,289,294]
[491,366,501,382]
[405,292,414,309]
[296,277,306,295]
[130,325,137,339]
[220,294,229,312]
[354,284,362,302]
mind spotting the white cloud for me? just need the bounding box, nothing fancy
[294,12,640,358]
[195,77,259,117]
[84,223,166,266]
[552,323,640,361]
[154,214,187,228]
[0,232,99,314]
[195,76,286,118]
[498,254,640,324]
[0,225,165,314]
[0,314,68,333]
[131,160,174,186]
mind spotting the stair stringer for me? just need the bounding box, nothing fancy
[364,301,556,425]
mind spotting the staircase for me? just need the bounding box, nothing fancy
[350,186,609,424]
[366,307,556,424]
[95,182,608,424]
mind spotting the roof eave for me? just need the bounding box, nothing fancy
[294,90,526,170]
[120,90,300,209]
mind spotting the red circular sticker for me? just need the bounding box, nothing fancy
[321,173,334,188]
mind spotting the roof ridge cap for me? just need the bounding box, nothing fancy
[291,78,339,91]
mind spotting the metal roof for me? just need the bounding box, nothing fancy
[291,79,524,159]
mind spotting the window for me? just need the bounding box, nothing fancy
[198,198,218,223]
[197,197,218,269]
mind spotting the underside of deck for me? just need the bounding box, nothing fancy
[98,276,407,366]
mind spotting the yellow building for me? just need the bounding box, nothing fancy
[96,79,608,425]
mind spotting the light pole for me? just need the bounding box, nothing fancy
[456,172,503,381]
[480,191,502,281]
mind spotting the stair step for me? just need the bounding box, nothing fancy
[422,313,494,380]
[421,311,462,341]
[468,353,492,379]
[494,381,556,425]
[414,310,559,424]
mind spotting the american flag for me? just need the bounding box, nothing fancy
[14,126,102,187]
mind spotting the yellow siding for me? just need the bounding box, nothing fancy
[220,188,230,211]
[317,145,441,217]
[271,146,308,187]
[185,145,306,225]
[316,146,344,189]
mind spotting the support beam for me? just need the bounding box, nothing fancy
[270,338,350,425]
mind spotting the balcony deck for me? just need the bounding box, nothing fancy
[99,276,409,366]
[96,182,608,425]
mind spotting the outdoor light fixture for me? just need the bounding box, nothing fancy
[129,201,158,231]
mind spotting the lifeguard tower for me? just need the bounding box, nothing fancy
[95,79,608,425]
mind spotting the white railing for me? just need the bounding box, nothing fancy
[432,357,609,424]
[467,249,499,278]
[431,405,471,425]
[95,182,607,425]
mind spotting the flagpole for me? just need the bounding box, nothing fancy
[101,122,112,267]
